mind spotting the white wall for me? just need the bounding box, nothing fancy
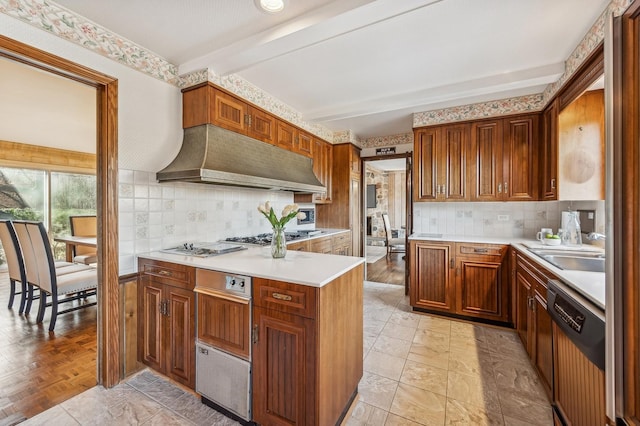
[0,13,182,173]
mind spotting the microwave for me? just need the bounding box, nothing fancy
[297,208,315,225]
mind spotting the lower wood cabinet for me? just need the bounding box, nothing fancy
[138,259,196,389]
[514,251,554,399]
[287,232,352,255]
[409,240,509,322]
[410,241,455,312]
[252,265,363,426]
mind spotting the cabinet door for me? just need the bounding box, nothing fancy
[534,288,553,398]
[309,236,332,254]
[253,307,315,426]
[541,100,558,200]
[414,128,439,201]
[503,116,538,200]
[471,120,503,200]
[276,120,296,151]
[295,130,313,157]
[248,106,276,145]
[197,292,250,360]
[410,242,454,312]
[139,278,163,372]
[350,175,361,256]
[323,141,333,202]
[165,286,196,388]
[515,269,534,357]
[456,257,507,321]
[212,90,248,134]
[441,124,469,200]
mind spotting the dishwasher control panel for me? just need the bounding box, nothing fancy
[195,269,252,299]
[225,275,248,293]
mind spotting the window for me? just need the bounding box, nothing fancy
[0,166,96,264]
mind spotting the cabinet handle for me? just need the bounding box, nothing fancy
[272,292,293,301]
[528,297,535,310]
[551,178,556,189]
[473,248,489,253]
[497,183,502,194]
[164,300,170,317]
[504,182,508,194]
[244,114,252,127]
[157,270,171,276]
[158,301,164,315]
[449,258,454,269]
[252,324,259,344]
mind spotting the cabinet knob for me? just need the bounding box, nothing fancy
[551,178,556,189]
[504,182,508,194]
[158,270,171,276]
[497,183,502,194]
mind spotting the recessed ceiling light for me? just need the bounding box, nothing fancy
[255,0,285,14]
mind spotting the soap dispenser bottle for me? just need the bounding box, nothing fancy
[565,211,582,246]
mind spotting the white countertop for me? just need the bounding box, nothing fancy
[409,233,605,311]
[291,228,349,243]
[138,245,364,288]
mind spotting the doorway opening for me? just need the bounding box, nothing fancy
[362,153,412,292]
[0,34,119,420]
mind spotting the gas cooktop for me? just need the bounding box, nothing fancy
[225,231,320,246]
[161,242,247,258]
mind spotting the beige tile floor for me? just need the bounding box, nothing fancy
[19,281,552,426]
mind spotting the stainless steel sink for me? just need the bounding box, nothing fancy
[528,248,605,272]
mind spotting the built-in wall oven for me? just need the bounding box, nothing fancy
[194,269,252,422]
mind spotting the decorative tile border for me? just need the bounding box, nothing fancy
[360,133,413,149]
[413,94,545,128]
[0,0,179,83]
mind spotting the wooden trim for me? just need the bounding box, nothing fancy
[0,35,120,388]
[619,3,640,423]
[0,140,96,172]
[557,45,605,111]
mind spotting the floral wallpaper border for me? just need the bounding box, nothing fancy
[0,0,179,84]
[360,133,413,149]
[413,94,545,128]
[3,0,634,139]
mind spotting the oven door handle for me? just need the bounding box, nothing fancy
[194,288,250,304]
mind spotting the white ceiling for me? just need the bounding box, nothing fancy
[54,0,609,139]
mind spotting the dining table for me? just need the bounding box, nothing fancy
[54,235,97,262]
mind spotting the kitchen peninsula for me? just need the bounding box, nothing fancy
[137,245,364,426]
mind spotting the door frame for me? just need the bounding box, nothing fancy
[361,152,413,294]
[0,35,120,387]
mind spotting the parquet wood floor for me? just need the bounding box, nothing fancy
[0,270,97,423]
[365,251,405,286]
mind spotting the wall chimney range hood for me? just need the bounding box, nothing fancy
[157,124,325,193]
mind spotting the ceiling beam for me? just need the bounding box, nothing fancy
[178,0,444,75]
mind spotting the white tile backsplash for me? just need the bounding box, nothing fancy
[412,200,605,240]
[118,169,298,274]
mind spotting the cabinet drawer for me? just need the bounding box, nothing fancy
[310,236,332,254]
[456,243,507,258]
[254,278,317,319]
[139,259,194,290]
[287,240,310,252]
[331,232,351,246]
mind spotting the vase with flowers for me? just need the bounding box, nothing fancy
[258,202,306,258]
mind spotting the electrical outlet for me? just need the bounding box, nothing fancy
[497,215,510,222]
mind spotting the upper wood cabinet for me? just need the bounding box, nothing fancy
[182,83,327,159]
[469,114,539,201]
[276,120,296,150]
[296,137,332,204]
[295,130,314,158]
[541,99,559,200]
[247,106,276,145]
[414,124,469,201]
